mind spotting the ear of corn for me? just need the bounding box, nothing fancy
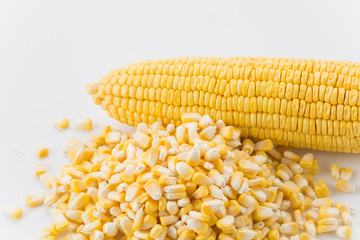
[89,57,360,153]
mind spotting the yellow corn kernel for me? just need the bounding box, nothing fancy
[339,168,352,181]
[34,163,47,177]
[159,215,179,225]
[268,229,279,240]
[54,213,69,231]
[187,217,208,235]
[294,209,303,226]
[181,113,202,123]
[341,211,352,226]
[279,222,298,236]
[218,126,235,140]
[148,224,163,238]
[119,216,133,236]
[336,178,356,193]
[311,198,332,208]
[253,139,273,152]
[299,232,315,240]
[46,236,57,240]
[199,126,217,141]
[65,210,83,224]
[145,199,158,213]
[49,222,61,236]
[319,206,340,218]
[311,159,319,174]
[317,224,338,233]
[300,153,313,169]
[5,207,23,219]
[192,186,209,199]
[336,203,351,212]
[178,229,196,240]
[288,192,301,209]
[235,229,259,240]
[142,214,157,230]
[178,204,193,216]
[55,117,69,129]
[317,217,338,226]
[70,179,86,193]
[26,193,45,207]
[144,179,162,200]
[336,226,352,239]
[216,215,235,233]
[314,179,330,198]
[69,193,89,210]
[76,118,92,130]
[331,164,340,181]
[253,206,273,221]
[36,146,49,158]
[283,151,301,162]
[176,162,195,181]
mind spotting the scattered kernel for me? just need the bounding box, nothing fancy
[76,118,92,131]
[54,117,69,129]
[4,207,23,219]
[36,146,49,158]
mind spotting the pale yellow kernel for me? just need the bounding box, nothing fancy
[36,146,49,158]
[55,117,69,129]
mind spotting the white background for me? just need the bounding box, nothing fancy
[0,0,359,239]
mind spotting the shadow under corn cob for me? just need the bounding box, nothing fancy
[87,57,360,153]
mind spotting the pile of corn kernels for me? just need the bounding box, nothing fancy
[6,113,355,240]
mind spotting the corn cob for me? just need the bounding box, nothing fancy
[88,57,360,152]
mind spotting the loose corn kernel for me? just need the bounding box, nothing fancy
[317,224,338,233]
[254,139,273,152]
[311,198,332,208]
[150,224,163,238]
[336,203,351,212]
[160,215,179,225]
[319,206,340,218]
[331,164,340,181]
[314,179,330,198]
[339,168,352,181]
[336,178,356,193]
[253,206,273,221]
[69,193,89,210]
[279,222,298,236]
[336,226,352,239]
[40,173,57,188]
[317,217,338,226]
[54,213,70,231]
[55,117,69,129]
[36,146,49,158]
[26,193,45,207]
[341,211,352,226]
[304,220,316,237]
[76,118,92,131]
[299,232,315,240]
[235,229,259,240]
[103,222,118,237]
[144,179,162,200]
[34,163,47,177]
[300,153,313,169]
[4,206,23,219]
[268,229,279,240]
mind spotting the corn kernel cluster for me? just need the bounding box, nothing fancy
[26,114,353,240]
[330,164,356,193]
